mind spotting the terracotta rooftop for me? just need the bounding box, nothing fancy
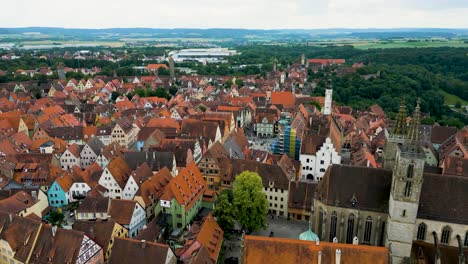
[109,199,139,225]
[160,162,206,211]
[242,235,388,264]
[109,237,170,264]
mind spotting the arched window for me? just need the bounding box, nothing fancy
[464,231,468,247]
[379,221,386,246]
[441,226,451,244]
[329,211,337,242]
[363,216,373,244]
[404,162,414,197]
[407,162,414,178]
[404,181,412,197]
[318,208,324,241]
[346,214,355,244]
[417,223,426,240]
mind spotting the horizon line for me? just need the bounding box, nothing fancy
[1,26,468,30]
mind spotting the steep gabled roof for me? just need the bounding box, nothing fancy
[73,219,117,250]
[106,156,131,188]
[316,164,392,212]
[161,162,206,211]
[108,199,139,225]
[109,237,170,264]
[0,212,42,263]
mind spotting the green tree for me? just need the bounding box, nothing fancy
[421,116,436,125]
[169,86,178,96]
[111,92,121,102]
[155,88,170,99]
[233,171,268,233]
[224,79,233,87]
[214,190,236,231]
[455,101,462,109]
[49,210,65,227]
[235,79,244,87]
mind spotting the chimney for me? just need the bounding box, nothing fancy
[315,240,319,246]
[141,240,146,249]
[353,236,358,245]
[335,249,341,264]
[333,237,338,243]
[8,214,12,222]
[318,251,322,264]
[31,191,37,200]
[52,226,57,237]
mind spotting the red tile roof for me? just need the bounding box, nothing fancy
[242,235,388,264]
[308,59,346,65]
[161,162,206,211]
[271,92,295,108]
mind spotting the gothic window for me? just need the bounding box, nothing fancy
[404,181,412,197]
[407,162,414,178]
[318,208,324,241]
[346,214,355,244]
[363,216,373,244]
[329,211,337,242]
[464,232,468,247]
[379,221,386,246]
[441,226,451,244]
[417,223,427,240]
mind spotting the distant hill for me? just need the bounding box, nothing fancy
[1,27,467,40]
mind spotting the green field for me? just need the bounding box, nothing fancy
[440,90,468,106]
[353,40,468,49]
[20,40,125,47]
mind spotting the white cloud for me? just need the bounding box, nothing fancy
[1,0,467,28]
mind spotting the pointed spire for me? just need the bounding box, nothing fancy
[407,98,421,141]
[393,98,407,135]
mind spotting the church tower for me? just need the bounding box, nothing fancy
[323,81,333,116]
[385,100,426,264]
[169,56,175,81]
[383,100,407,170]
[301,53,305,66]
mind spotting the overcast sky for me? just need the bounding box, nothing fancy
[2,0,467,29]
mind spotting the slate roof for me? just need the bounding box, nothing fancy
[47,126,83,140]
[288,181,317,210]
[86,137,105,155]
[418,173,468,225]
[316,164,392,212]
[123,151,174,171]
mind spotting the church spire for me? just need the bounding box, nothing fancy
[407,98,421,141]
[393,99,407,135]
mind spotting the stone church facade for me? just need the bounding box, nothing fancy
[311,100,468,264]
